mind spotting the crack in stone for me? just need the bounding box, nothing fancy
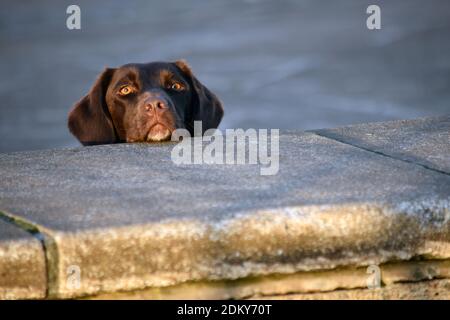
[0,210,59,299]
[312,132,450,177]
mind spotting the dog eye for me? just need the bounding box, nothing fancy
[118,85,134,96]
[169,82,184,91]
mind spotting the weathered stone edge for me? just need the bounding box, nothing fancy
[3,200,448,299]
[0,214,47,300]
[86,259,450,300]
[253,278,450,300]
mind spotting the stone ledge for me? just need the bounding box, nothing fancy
[256,279,450,300]
[0,219,46,299]
[313,115,450,174]
[0,116,449,299]
[87,259,450,300]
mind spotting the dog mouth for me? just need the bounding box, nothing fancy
[146,123,172,142]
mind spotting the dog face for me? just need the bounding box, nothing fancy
[68,60,223,145]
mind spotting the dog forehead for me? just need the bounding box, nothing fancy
[114,62,179,85]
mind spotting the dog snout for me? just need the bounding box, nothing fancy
[144,98,168,114]
[141,90,171,116]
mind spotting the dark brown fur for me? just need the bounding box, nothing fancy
[68,60,223,145]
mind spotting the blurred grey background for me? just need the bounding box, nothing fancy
[0,0,449,152]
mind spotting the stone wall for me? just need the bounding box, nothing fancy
[0,115,449,299]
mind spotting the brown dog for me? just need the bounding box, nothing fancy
[68,60,223,145]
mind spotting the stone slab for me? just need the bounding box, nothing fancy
[0,219,47,299]
[88,260,450,300]
[314,115,450,174]
[0,130,449,298]
[256,279,450,300]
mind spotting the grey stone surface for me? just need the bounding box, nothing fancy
[0,124,449,298]
[314,115,450,174]
[0,219,47,299]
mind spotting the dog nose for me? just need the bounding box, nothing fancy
[145,99,167,113]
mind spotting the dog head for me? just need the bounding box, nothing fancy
[68,60,223,145]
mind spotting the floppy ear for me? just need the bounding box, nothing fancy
[68,68,118,146]
[174,60,224,134]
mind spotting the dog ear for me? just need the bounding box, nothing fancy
[68,68,118,146]
[174,60,224,134]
